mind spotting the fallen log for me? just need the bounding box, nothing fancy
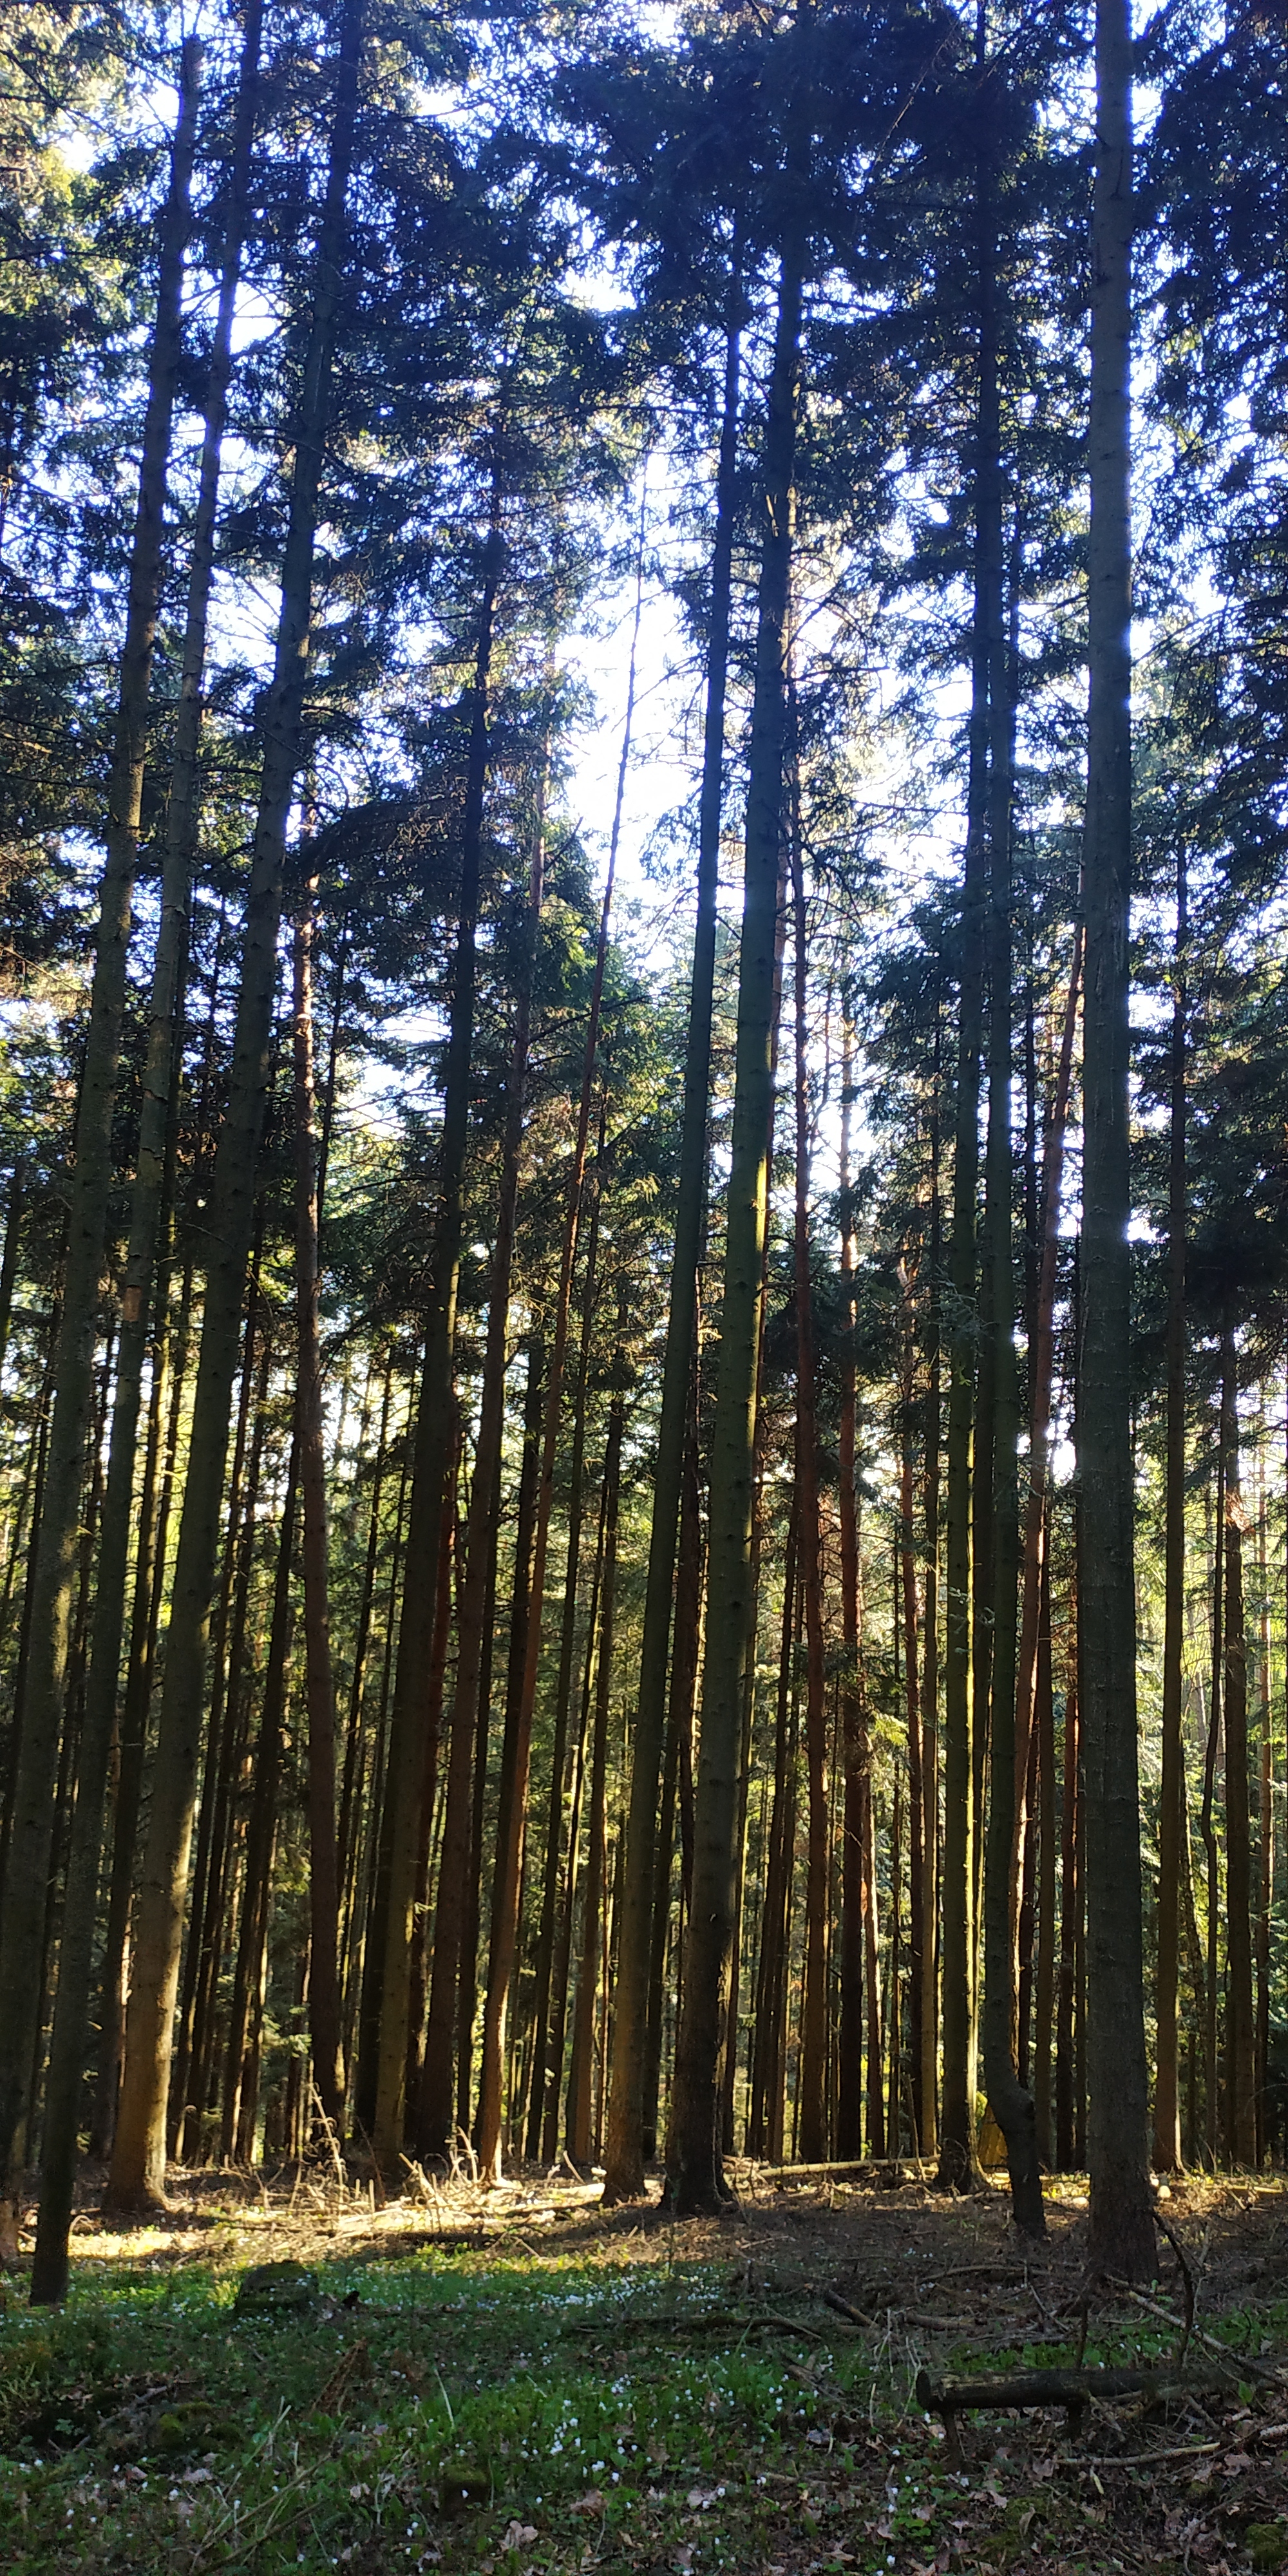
[916,2360,1238,2424]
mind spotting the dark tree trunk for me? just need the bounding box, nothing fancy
[107,0,365,2217]
[0,39,202,2255]
[1154,849,1187,2172]
[667,149,803,2217]
[603,285,739,2204]
[372,463,504,2179]
[1079,0,1152,2278]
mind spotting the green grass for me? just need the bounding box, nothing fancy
[3,2214,1286,2572]
[0,2243,880,2571]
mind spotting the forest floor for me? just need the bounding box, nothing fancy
[1,2159,1287,2575]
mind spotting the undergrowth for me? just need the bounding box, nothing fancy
[1,2179,1286,2573]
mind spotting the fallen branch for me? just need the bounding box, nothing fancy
[916,2360,1239,2423]
[821,2289,878,2329]
[1074,2440,1220,2468]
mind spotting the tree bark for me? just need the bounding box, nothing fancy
[602,283,739,2204]
[292,878,345,2128]
[1220,1340,1256,2167]
[1153,848,1187,2172]
[0,36,202,2258]
[1079,0,1153,2279]
[977,133,1043,2233]
[106,0,365,2216]
[790,784,828,2164]
[524,1145,603,2158]
[372,460,504,2179]
[413,748,536,2157]
[667,151,802,2217]
[474,495,643,2184]
[566,1396,623,2166]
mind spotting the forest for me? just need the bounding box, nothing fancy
[0,0,1286,2358]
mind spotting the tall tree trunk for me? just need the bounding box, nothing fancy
[667,138,803,2217]
[1153,848,1187,2172]
[1200,1435,1224,2164]
[221,1439,299,2163]
[566,1397,623,2166]
[372,460,504,2179]
[837,1016,872,2159]
[899,1270,924,2152]
[1010,925,1083,1935]
[603,285,739,2204]
[976,129,1043,2232]
[1055,1640,1079,2170]
[1080,0,1153,2278]
[936,50,992,2187]
[524,1142,604,2157]
[106,0,365,2216]
[920,1055,942,2163]
[790,798,828,2163]
[749,1504,797,2159]
[475,494,644,2185]
[1221,1339,1256,2167]
[292,878,345,2126]
[172,1282,268,2157]
[0,37,201,2257]
[419,718,545,2166]
[1032,1540,1056,2164]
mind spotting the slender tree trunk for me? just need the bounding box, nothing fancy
[936,73,992,2188]
[899,1276,924,2152]
[1255,1498,1271,2166]
[543,1544,598,2167]
[1010,925,1083,1933]
[837,1018,870,2159]
[0,39,202,2256]
[372,462,504,2180]
[566,1397,623,2165]
[976,175,1043,2230]
[1055,1645,1079,2170]
[921,1061,942,2163]
[1221,1340,1256,2167]
[419,742,544,2166]
[790,804,828,2163]
[1032,1541,1056,2163]
[475,497,644,2185]
[0,1162,24,1393]
[292,878,345,2126]
[667,147,803,2216]
[106,0,365,2216]
[1080,0,1153,2278]
[750,1508,797,2159]
[337,1354,393,1960]
[524,1149,603,2157]
[604,289,740,2203]
[173,1285,268,2157]
[221,1439,299,2163]
[1153,849,1187,2172]
[1200,1435,1224,2164]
